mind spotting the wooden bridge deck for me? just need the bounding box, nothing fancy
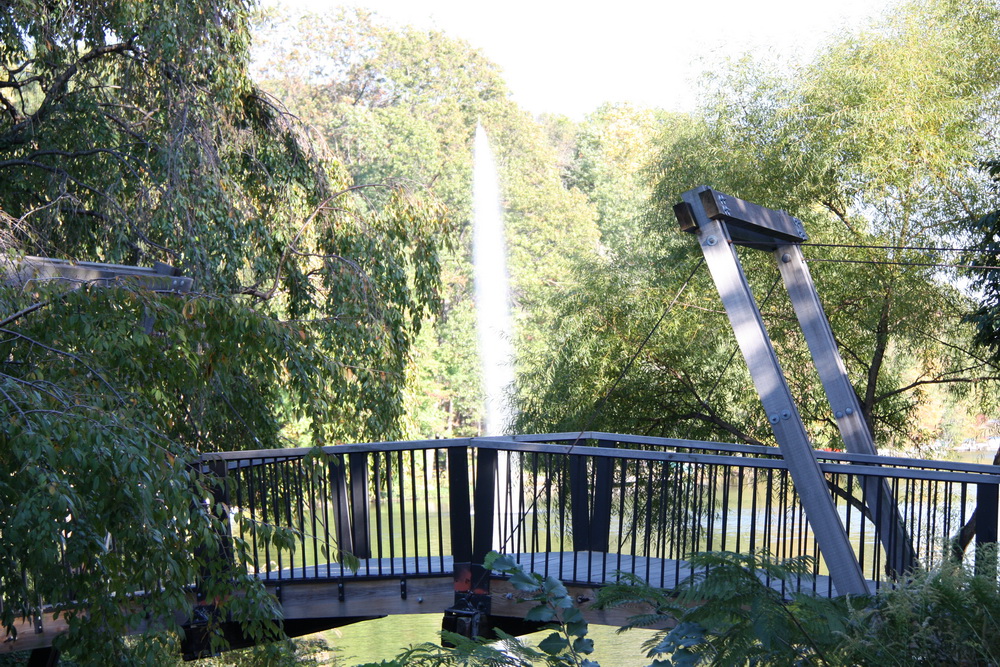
[256,551,875,623]
[260,551,873,594]
[0,547,878,658]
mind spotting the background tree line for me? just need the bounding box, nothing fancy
[1,0,448,661]
[256,0,1000,452]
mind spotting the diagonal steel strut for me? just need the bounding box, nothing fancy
[673,185,915,594]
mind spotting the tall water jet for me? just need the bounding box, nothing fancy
[472,124,515,436]
[473,124,519,552]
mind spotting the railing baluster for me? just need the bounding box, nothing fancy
[386,451,396,573]
[410,450,419,574]
[320,454,333,579]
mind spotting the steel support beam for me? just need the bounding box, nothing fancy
[6,255,193,292]
[678,187,868,595]
[774,243,916,574]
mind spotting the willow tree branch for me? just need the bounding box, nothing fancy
[876,374,1000,403]
[0,301,49,328]
[1,40,135,147]
[0,327,124,403]
[241,183,389,301]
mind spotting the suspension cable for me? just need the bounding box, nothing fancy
[567,256,706,453]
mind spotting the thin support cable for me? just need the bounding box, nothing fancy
[482,257,707,569]
[806,257,1000,270]
[567,256,706,453]
[740,240,991,254]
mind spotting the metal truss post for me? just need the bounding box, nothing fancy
[775,243,916,574]
[676,186,869,596]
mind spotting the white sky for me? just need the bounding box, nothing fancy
[271,0,899,119]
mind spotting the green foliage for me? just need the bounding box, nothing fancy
[254,9,601,437]
[516,0,1000,450]
[598,551,1000,667]
[963,159,1000,360]
[486,552,599,667]
[351,630,535,667]
[833,554,1000,665]
[1,1,448,661]
[181,636,334,666]
[645,552,857,666]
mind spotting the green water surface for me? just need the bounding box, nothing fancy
[314,614,657,666]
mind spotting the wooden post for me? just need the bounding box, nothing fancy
[569,455,592,551]
[329,455,353,558]
[443,445,492,640]
[473,448,498,564]
[677,186,868,596]
[591,440,616,552]
[976,483,999,579]
[448,446,473,566]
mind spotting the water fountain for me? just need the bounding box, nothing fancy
[472,123,520,552]
[472,124,515,437]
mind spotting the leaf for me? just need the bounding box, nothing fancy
[524,605,556,622]
[537,632,568,655]
[509,568,542,593]
[566,619,588,637]
[487,551,516,572]
[543,575,569,598]
[340,551,361,573]
[562,606,584,624]
[572,636,595,654]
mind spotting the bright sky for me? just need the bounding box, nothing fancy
[272,0,899,119]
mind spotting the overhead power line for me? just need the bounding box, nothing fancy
[801,242,987,254]
[805,258,1000,271]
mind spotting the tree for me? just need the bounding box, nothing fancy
[516,0,1000,451]
[253,8,600,438]
[964,160,1000,356]
[1,1,446,660]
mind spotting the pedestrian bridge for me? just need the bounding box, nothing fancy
[199,431,1000,654]
[7,188,1000,661]
[8,431,1000,660]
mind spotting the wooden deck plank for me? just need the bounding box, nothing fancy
[264,577,454,620]
[257,550,875,597]
[1,613,70,655]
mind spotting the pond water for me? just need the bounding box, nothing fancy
[311,614,658,666]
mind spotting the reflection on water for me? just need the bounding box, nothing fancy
[948,449,998,465]
[314,614,657,666]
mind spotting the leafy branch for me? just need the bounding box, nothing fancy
[485,551,600,667]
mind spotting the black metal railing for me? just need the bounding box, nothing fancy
[198,432,1000,596]
[483,434,1000,594]
[201,439,469,582]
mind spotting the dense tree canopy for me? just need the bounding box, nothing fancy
[1,0,447,660]
[515,0,1000,451]
[254,8,599,438]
